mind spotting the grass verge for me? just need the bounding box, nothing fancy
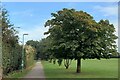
[42,58,118,79]
[3,60,36,79]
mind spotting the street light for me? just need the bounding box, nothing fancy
[13,27,20,29]
[8,27,20,30]
[22,33,28,70]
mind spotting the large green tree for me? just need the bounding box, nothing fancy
[44,8,118,73]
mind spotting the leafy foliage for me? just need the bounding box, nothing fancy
[24,45,36,68]
[44,8,118,72]
[26,40,39,60]
[26,37,53,60]
[2,8,22,75]
[45,8,118,60]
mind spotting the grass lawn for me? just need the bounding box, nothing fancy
[41,58,118,79]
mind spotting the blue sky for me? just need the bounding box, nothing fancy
[2,2,118,44]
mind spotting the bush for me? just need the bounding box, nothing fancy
[2,43,22,75]
[24,45,36,69]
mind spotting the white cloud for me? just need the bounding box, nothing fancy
[94,5,118,17]
[11,10,34,17]
[18,23,49,44]
[94,5,118,49]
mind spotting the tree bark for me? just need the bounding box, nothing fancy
[66,66,69,69]
[76,58,81,73]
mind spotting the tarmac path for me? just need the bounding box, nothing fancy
[24,61,45,80]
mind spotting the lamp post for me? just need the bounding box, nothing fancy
[22,34,28,70]
[8,27,20,30]
[13,27,20,28]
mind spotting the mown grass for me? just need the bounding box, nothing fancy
[42,58,118,79]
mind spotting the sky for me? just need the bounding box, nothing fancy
[2,2,118,45]
[2,0,120,2]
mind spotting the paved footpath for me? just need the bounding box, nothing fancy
[24,61,45,79]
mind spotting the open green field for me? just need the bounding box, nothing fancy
[42,58,118,79]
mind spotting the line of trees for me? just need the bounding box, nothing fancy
[26,38,51,60]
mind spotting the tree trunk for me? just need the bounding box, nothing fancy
[76,58,81,73]
[66,66,69,69]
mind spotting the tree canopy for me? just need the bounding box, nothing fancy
[44,8,118,73]
[26,38,52,60]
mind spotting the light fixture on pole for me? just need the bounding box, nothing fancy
[22,33,28,70]
[14,27,20,28]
